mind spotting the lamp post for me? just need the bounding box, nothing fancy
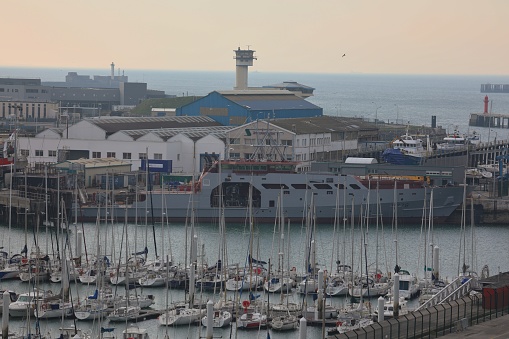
[394,104,399,125]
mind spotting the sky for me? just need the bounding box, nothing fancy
[2,0,508,75]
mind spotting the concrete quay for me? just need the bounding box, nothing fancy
[442,314,509,338]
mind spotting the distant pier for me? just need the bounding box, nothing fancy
[481,83,509,93]
[469,112,509,129]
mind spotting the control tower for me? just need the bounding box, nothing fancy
[234,47,256,90]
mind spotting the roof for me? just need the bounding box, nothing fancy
[263,81,315,91]
[120,125,233,141]
[86,116,222,135]
[64,157,131,168]
[217,91,320,111]
[269,116,377,134]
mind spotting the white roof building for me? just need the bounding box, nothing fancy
[17,116,232,173]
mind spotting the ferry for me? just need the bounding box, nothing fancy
[73,159,469,224]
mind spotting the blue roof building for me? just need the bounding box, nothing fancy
[176,90,323,126]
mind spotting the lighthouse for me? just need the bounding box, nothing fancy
[234,47,256,90]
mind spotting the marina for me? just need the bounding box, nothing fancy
[0,216,506,338]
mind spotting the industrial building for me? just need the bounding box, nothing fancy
[0,62,165,117]
[16,116,230,174]
[226,116,377,172]
[177,90,322,126]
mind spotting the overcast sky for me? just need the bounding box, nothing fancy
[3,0,508,75]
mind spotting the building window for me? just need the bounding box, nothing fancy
[154,153,162,160]
[281,139,293,146]
[244,138,255,145]
[229,152,240,159]
[229,138,240,145]
[139,153,147,160]
[123,153,131,159]
[177,154,180,161]
[107,152,116,158]
[21,149,29,156]
[35,150,43,157]
[48,150,57,157]
[92,152,101,158]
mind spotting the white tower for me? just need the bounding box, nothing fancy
[234,47,256,90]
[110,62,115,80]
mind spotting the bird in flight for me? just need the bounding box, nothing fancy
[342,53,346,57]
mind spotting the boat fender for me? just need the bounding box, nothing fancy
[336,321,342,327]
[41,304,47,311]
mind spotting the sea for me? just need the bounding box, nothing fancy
[1,67,509,338]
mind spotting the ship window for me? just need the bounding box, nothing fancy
[269,200,275,207]
[284,191,290,195]
[291,184,310,189]
[327,191,333,195]
[326,178,334,183]
[334,184,346,189]
[314,184,332,189]
[262,184,289,189]
[349,184,361,190]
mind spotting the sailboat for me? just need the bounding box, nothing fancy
[158,178,205,326]
[200,180,233,329]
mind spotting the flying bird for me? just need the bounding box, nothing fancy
[342,53,346,57]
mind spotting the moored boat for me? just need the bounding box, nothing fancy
[73,159,468,225]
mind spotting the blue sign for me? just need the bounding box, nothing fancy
[140,159,172,173]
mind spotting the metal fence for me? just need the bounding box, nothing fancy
[331,292,509,339]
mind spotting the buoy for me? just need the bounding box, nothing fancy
[242,300,250,308]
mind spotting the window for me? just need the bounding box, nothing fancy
[154,153,162,160]
[92,152,101,158]
[35,150,43,157]
[123,153,131,160]
[291,184,310,189]
[107,152,116,158]
[177,154,180,161]
[261,184,289,189]
[229,152,240,159]
[48,150,57,157]
[281,139,293,146]
[21,149,29,156]
[244,153,252,160]
[139,153,147,160]
[229,138,240,145]
[313,184,332,189]
[244,138,255,145]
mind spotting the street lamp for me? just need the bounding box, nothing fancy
[394,104,399,125]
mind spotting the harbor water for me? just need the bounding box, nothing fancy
[0,218,507,338]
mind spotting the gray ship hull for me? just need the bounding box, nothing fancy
[74,170,467,224]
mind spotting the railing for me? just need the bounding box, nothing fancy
[416,277,472,311]
[331,292,509,339]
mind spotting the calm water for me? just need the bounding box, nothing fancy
[0,219,507,338]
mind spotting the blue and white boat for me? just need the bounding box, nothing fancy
[382,133,430,165]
